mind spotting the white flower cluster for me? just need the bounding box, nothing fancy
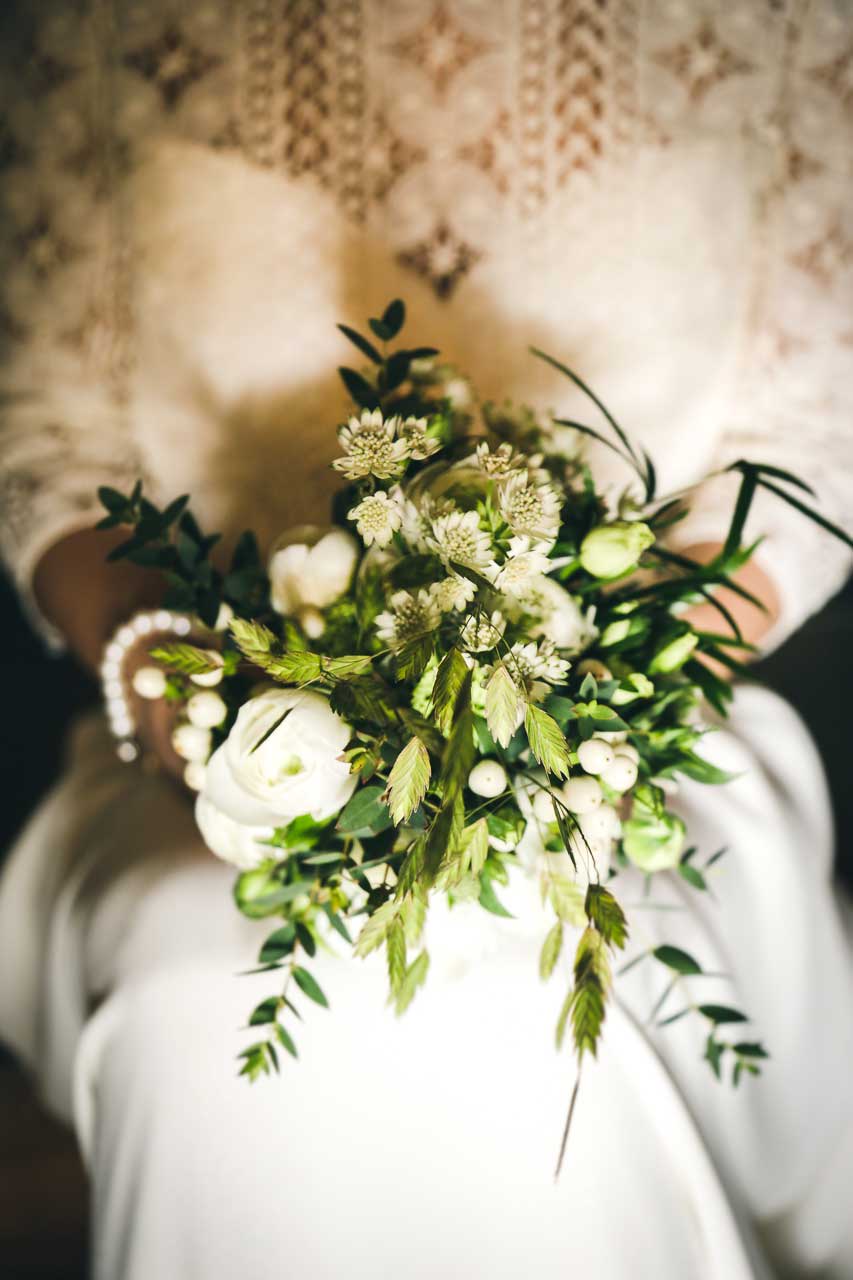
[333,408,440,482]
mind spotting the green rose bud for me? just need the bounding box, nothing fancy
[580,521,655,579]
[622,807,686,871]
[649,631,699,674]
[233,864,282,919]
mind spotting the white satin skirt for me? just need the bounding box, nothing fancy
[1,685,852,1280]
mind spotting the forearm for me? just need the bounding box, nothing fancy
[32,527,166,675]
[680,541,781,656]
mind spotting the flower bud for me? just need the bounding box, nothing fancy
[580,521,654,579]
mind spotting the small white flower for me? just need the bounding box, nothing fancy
[459,610,506,653]
[430,574,476,613]
[471,440,527,479]
[493,542,552,595]
[375,589,440,650]
[333,409,408,480]
[430,508,493,570]
[398,416,441,461]
[348,489,403,547]
[498,471,562,543]
[493,640,569,702]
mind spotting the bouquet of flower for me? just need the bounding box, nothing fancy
[97,299,850,1158]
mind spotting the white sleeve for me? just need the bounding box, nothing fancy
[670,9,853,651]
[0,2,144,648]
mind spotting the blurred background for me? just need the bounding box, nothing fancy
[1,569,851,1278]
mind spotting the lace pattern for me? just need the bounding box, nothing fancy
[0,0,850,646]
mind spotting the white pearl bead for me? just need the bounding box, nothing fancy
[183,761,207,791]
[601,755,638,793]
[577,738,615,775]
[133,614,153,635]
[105,642,124,663]
[467,759,508,798]
[172,724,212,762]
[173,616,191,636]
[186,690,227,729]
[154,610,173,630]
[117,625,136,646]
[132,665,168,699]
[104,678,124,700]
[117,740,139,763]
[561,776,603,815]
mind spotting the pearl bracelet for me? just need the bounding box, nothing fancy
[100,609,193,762]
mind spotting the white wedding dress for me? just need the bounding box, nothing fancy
[1,3,853,1277]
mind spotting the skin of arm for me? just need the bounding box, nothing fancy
[679,541,782,667]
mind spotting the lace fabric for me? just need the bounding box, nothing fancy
[0,0,850,646]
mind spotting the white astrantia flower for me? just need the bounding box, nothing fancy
[398,415,441,461]
[510,639,570,685]
[459,609,506,653]
[348,488,403,547]
[486,639,569,703]
[430,508,493,570]
[375,588,441,650]
[497,471,562,544]
[430,573,477,613]
[332,408,408,480]
[492,537,552,595]
[471,440,528,479]
[196,688,356,869]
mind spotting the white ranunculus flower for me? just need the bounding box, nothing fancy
[522,576,599,653]
[195,794,275,871]
[268,527,359,626]
[196,688,357,868]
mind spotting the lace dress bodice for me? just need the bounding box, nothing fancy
[1,0,851,645]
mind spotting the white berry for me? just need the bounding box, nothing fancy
[183,761,207,792]
[131,665,167,699]
[601,755,638,793]
[186,691,227,729]
[561,776,603,814]
[172,724,212,762]
[615,742,639,764]
[579,804,621,841]
[298,606,326,640]
[531,788,556,823]
[468,759,508,799]
[577,738,615,775]
[213,602,234,631]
